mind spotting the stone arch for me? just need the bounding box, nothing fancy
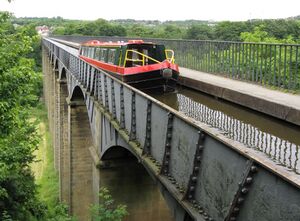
[50,53,54,65]
[67,85,94,220]
[54,58,59,71]
[56,67,69,204]
[101,145,138,161]
[60,67,67,81]
[100,145,175,221]
[70,85,85,102]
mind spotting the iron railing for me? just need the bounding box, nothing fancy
[177,94,300,174]
[52,35,300,91]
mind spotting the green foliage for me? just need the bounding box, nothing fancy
[0,11,45,220]
[52,19,126,37]
[90,188,128,221]
[185,24,213,40]
[214,21,253,41]
[29,104,75,221]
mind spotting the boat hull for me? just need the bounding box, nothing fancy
[110,69,179,93]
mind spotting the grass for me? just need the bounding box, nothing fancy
[30,103,74,220]
[30,103,60,212]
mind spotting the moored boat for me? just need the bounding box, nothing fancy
[79,40,179,93]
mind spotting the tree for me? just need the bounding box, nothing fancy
[185,24,213,40]
[214,21,253,41]
[90,188,128,221]
[0,11,45,220]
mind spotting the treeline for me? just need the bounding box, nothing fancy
[0,11,44,220]
[12,16,300,42]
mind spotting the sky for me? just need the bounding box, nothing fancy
[0,0,300,21]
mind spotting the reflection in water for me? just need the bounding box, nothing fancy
[152,88,300,174]
[177,94,299,173]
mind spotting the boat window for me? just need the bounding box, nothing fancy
[88,47,95,58]
[125,44,165,67]
[100,48,107,62]
[82,47,88,56]
[108,49,116,64]
[95,47,101,60]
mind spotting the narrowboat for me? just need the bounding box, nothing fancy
[79,40,179,93]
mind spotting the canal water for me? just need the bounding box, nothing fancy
[151,86,300,174]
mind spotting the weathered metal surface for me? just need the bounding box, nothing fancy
[43,38,300,221]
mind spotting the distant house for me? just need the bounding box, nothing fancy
[36,25,50,36]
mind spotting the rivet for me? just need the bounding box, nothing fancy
[246,177,253,184]
[198,145,204,151]
[250,166,257,173]
[237,197,244,204]
[164,169,168,174]
[200,133,205,140]
[190,186,195,192]
[233,207,240,213]
[192,176,197,182]
[194,166,199,172]
[167,133,172,139]
[188,194,193,199]
[166,152,170,157]
[199,209,203,214]
[241,188,248,194]
[197,156,201,161]
[204,212,207,216]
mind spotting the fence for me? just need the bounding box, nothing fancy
[52,35,300,91]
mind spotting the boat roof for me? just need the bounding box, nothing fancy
[81,39,154,47]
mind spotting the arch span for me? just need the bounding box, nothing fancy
[70,85,85,102]
[60,67,67,80]
[67,85,94,220]
[100,145,175,221]
[54,58,59,71]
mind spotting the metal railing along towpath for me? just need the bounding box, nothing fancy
[52,35,300,91]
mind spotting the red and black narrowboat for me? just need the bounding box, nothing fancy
[79,40,179,93]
